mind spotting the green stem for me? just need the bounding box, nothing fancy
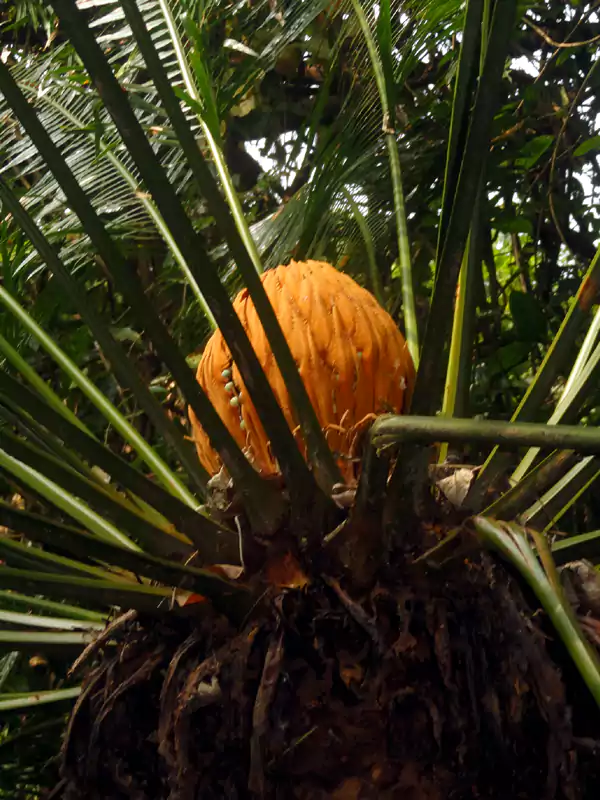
[511,337,600,483]
[520,456,600,531]
[471,242,600,507]
[0,565,246,619]
[50,0,331,519]
[0,394,107,485]
[372,414,600,456]
[0,173,213,496]
[0,588,105,622]
[411,0,518,416]
[0,534,119,581]
[0,568,174,611]
[342,187,383,304]
[387,135,419,367]
[0,174,207,500]
[0,58,244,502]
[435,0,484,265]
[553,528,600,565]
[0,373,231,558]
[0,283,198,509]
[0,609,105,631]
[439,253,468,463]
[0,446,140,550]
[119,0,342,496]
[0,332,88,434]
[25,91,216,327]
[0,429,193,558]
[439,190,482,462]
[483,450,577,520]
[0,178,210,488]
[0,500,242,578]
[0,686,81,710]
[348,0,419,366]
[156,0,263,276]
[472,516,600,708]
[561,305,600,399]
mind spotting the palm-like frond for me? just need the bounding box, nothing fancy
[2,0,467,322]
[2,2,600,794]
[0,0,331,285]
[242,0,468,320]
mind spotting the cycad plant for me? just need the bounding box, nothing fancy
[1,0,600,797]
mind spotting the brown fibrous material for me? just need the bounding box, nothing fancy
[59,550,599,799]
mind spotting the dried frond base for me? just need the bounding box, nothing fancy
[59,553,599,799]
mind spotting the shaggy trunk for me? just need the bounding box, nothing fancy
[59,533,600,799]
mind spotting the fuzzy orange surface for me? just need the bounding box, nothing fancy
[189,260,415,482]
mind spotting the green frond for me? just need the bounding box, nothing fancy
[1,3,600,792]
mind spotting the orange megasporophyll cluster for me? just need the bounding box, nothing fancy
[189,260,415,482]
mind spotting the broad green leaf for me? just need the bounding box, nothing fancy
[515,135,554,169]
[509,290,547,342]
[484,341,532,377]
[574,136,600,157]
[493,215,534,236]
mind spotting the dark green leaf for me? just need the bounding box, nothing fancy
[574,136,600,157]
[515,135,553,169]
[509,291,546,342]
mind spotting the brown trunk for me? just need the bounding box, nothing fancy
[59,550,600,799]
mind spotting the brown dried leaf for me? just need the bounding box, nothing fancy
[436,467,477,508]
[331,777,363,800]
[249,630,285,796]
[266,551,310,588]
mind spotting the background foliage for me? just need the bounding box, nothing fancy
[2,1,599,429]
[0,0,600,795]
